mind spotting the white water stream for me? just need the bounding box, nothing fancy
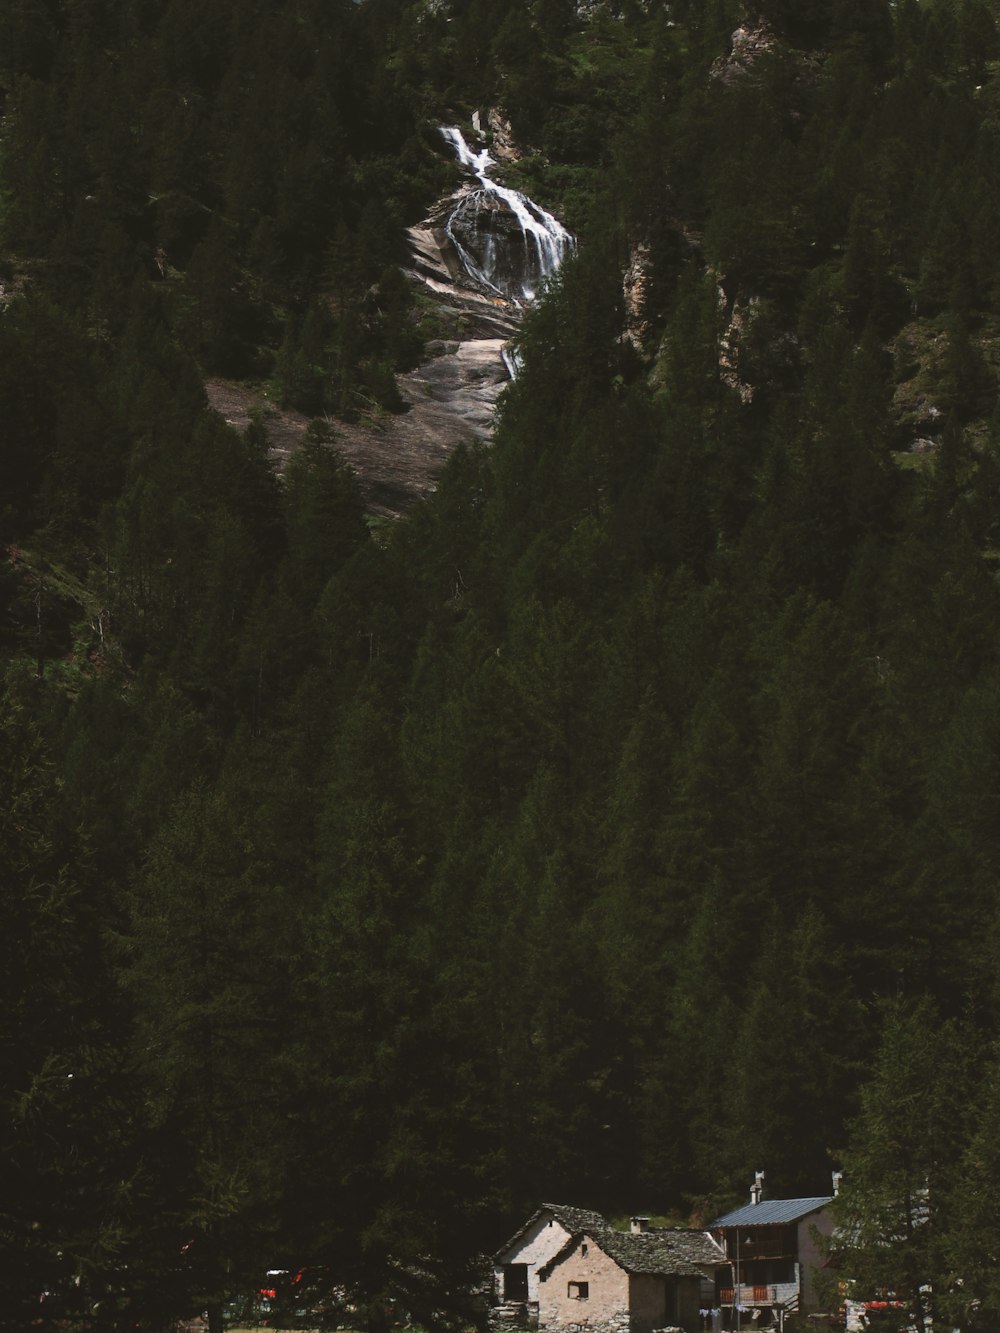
[439,126,575,305]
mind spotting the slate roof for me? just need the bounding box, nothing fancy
[597,1228,726,1278]
[710,1197,834,1228]
[539,1227,726,1281]
[649,1228,729,1269]
[494,1204,608,1260]
[544,1203,609,1235]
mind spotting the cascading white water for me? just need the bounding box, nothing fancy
[500,344,523,379]
[439,126,575,306]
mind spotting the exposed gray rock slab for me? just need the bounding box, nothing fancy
[207,118,574,520]
[206,337,511,520]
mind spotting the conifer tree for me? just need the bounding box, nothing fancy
[942,1046,1000,1328]
[0,672,130,1326]
[832,999,975,1331]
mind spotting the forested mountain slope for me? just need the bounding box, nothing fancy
[4,1,1000,1330]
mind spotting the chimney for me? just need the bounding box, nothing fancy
[832,1171,843,1197]
[750,1171,765,1206]
[630,1217,650,1234]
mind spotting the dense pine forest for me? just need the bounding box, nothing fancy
[5,0,1000,1328]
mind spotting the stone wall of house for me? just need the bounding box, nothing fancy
[538,1236,631,1333]
[674,1277,701,1331]
[489,1301,539,1331]
[627,1274,701,1333]
[496,1214,575,1303]
[627,1273,668,1333]
[797,1210,835,1312]
[770,1280,799,1309]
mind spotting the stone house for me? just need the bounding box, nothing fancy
[538,1220,726,1333]
[493,1204,609,1323]
[709,1174,837,1327]
[491,1208,726,1333]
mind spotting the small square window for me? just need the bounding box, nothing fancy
[568,1282,589,1300]
[581,1244,588,1257]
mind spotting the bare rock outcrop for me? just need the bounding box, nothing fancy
[486,107,521,162]
[208,114,573,519]
[207,337,511,520]
[712,21,779,82]
[711,16,825,103]
[623,243,652,348]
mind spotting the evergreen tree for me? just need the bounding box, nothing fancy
[943,1046,1000,1329]
[832,999,975,1331]
[121,766,311,1331]
[0,672,129,1327]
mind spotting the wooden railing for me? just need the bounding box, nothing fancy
[719,1285,777,1305]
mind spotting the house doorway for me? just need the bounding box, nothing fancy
[504,1264,529,1302]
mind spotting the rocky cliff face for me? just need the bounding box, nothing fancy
[400,121,575,452]
[435,125,575,305]
[206,116,574,518]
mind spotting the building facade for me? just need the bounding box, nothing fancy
[710,1176,836,1327]
[493,1204,609,1327]
[492,1208,726,1333]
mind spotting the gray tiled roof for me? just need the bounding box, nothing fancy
[539,1227,726,1281]
[650,1228,729,1268]
[494,1204,608,1260]
[596,1228,726,1279]
[544,1203,609,1234]
[710,1197,834,1227]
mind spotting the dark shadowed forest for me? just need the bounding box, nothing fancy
[4,0,1000,1328]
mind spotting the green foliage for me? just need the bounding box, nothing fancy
[943,1047,1000,1328]
[282,421,370,603]
[831,999,976,1328]
[0,671,132,1327]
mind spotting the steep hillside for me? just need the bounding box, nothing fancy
[4,3,1000,1331]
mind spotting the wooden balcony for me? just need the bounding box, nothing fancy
[719,1285,777,1306]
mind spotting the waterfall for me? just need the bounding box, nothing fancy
[439,126,575,306]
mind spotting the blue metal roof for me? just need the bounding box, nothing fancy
[710,1197,834,1227]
